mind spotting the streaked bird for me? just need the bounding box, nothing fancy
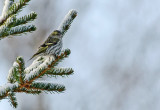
[29,30,63,60]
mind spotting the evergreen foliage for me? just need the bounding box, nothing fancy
[0,0,36,39]
[0,0,77,108]
[58,9,77,37]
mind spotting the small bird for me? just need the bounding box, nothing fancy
[29,30,63,60]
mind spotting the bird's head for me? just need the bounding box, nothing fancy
[52,30,62,36]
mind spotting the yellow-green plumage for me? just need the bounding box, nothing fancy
[29,30,63,60]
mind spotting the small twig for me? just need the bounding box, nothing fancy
[58,9,77,36]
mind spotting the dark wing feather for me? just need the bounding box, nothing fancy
[29,37,60,60]
[40,37,60,47]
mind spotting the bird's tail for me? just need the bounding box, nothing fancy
[28,54,36,61]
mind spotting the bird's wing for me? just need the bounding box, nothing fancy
[40,37,60,47]
[36,38,60,54]
[29,45,48,60]
[36,45,48,54]
[29,38,60,60]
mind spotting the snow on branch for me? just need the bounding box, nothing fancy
[45,67,74,77]
[25,49,71,82]
[8,92,17,108]
[0,0,36,40]
[0,83,19,100]
[30,81,65,93]
[0,6,77,108]
[58,9,77,36]
[0,0,14,23]
[0,0,31,25]
[0,49,74,108]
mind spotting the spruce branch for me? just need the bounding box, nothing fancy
[0,83,19,100]
[0,0,36,40]
[45,68,74,77]
[25,49,71,83]
[9,25,36,35]
[7,56,25,84]
[0,9,77,108]
[30,82,65,93]
[16,56,25,84]
[7,66,18,83]
[1,0,14,23]
[58,9,77,36]
[7,11,37,28]
[0,0,31,25]
[8,92,17,108]
[0,49,73,107]
[19,88,41,95]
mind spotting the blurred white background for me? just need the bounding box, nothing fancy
[1,0,160,110]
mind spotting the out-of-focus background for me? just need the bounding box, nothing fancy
[1,0,160,110]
